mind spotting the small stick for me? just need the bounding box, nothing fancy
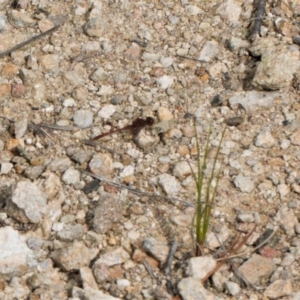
[217,227,278,261]
[77,168,195,208]
[164,240,178,275]
[143,259,157,279]
[0,23,62,58]
[201,225,256,284]
[176,54,207,63]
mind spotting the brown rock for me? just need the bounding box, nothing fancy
[11,84,26,98]
[1,63,19,78]
[124,46,141,61]
[0,83,11,98]
[6,139,22,150]
[238,254,274,285]
[177,145,190,156]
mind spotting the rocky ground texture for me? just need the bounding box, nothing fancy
[0,0,300,299]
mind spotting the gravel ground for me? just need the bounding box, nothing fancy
[0,0,300,299]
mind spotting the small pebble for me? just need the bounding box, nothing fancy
[156,75,174,89]
[73,110,93,128]
[97,104,116,119]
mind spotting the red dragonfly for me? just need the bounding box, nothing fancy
[92,116,155,140]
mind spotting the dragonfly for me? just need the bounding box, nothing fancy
[92,116,155,140]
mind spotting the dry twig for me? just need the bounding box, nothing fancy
[77,168,195,208]
[201,225,257,284]
[0,24,63,58]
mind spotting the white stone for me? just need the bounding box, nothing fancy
[160,57,174,68]
[158,173,181,196]
[0,227,37,280]
[186,5,202,16]
[63,98,76,107]
[198,40,219,62]
[187,256,217,279]
[120,165,134,178]
[97,104,116,119]
[255,130,276,148]
[156,75,174,90]
[234,174,255,193]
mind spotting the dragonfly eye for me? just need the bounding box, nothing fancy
[146,117,155,126]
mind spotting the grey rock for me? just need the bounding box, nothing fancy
[212,272,226,292]
[116,279,130,290]
[73,110,93,128]
[6,181,47,223]
[14,117,28,139]
[0,227,37,280]
[227,37,250,51]
[84,17,108,38]
[19,68,39,85]
[178,278,216,300]
[90,67,110,82]
[42,173,63,200]
[186,5,202,16]
[62,167,81,185]
[141,52,160,61]
[93,195,124,234]
[80,267,98,290]
[97,104,116,119]
[206,225,231,249]
[168,15,180,25]
[281,253,295,266]
[187,256,217,280]
[216,0,242,24]
[275,207,297,236]
[255,130,276,148]
[111,94,126,105]
[95,247,130,267]
[51,241,90,271]
[89,153,113,177]
[0,12,7,31]
[8,10,35,28]
[237,213,254,223]
[113,71,127,83]
[39,54,60,76]
[93,261,110,283]
[96,85,114,96]
[264,279,293,299]
[0,162,13,174]
[47,157,72,172]
[66,147,93,164]
[198,40,219,62]
[238,254,274,285]
[252,45,300,90]
[133,126,159,149]
[24,165,45,180]
[225,281,240,296]
[57,224,84,242]
[234,174,255,193]
[160,57,174,68]
[173,161,196,180]
[229,91,282,112]
[143,237,169,264]
[63,69,87,88]
[158,173,181,196]
[156,75,174,90]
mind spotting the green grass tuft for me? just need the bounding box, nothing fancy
[188,121,226,256]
